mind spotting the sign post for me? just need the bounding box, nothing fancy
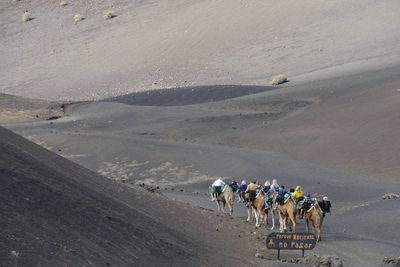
[266,232,317,260]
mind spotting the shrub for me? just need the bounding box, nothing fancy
[103,11,115,20]
[21,11,32,22]
[271,74,288,85]
[74,14,83,22]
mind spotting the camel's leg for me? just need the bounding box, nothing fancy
[255,209,260,227]
[265,209,269,226]
[227,199,233,216]
[216,201,221,213]
[279,212,285,232]
[247,207,252,222]
[306,218,310,232]
[270,210,276,230]
[289,214,296,232]
[313,219,322,242]
[313,213,323,242]
[262,209,267,227]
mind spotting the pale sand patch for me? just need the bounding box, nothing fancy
[98,159,149,182]
[138,162,212,186]
[98,159,212,186]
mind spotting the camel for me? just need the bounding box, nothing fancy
[211,185,234,215]
[271,192,297,232]
[250,188,278,230]
[303,202,324,242]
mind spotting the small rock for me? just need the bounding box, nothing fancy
[382,257,400,266]
[255,252,264,259]
[10,251,20,258]
[382,193,400,200]
[288,254,343,267]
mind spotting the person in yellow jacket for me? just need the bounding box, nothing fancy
[294,186,304,203]
[294,185,304,218]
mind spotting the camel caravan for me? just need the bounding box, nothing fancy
[210,178,332,242]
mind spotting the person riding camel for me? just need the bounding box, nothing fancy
[246,181,258,192]
[263,180,273,209]
[294,186,304,204]
[229,180,239,193]
[244,181,258,206]
[275,185,289,204]
[298,194,314,218]
[238,180,247,203]
[211,177,226,200]
[270,179,280,191]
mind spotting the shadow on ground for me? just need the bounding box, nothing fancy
[101,85,276,106]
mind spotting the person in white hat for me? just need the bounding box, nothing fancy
[320,196,332,217]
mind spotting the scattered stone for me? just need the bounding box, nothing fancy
[287,254,343,267]
[382,193,400,200]
[255,252,264,259]
[382,257,400,266]
[10,250,20,258]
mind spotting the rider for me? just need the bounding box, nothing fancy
[270,179,280,191]
[211,177,226,200]
[238,180,247,203]
[229,180,239,193]
[264,180,273,209]
[319,196,332,218]
[275,185,289,204]
[278,185,288,196]
[244,181,258,206]
[246,181,258,192]
[294,186,304,204]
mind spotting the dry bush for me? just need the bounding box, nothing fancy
[271,74,288,85]
[21,11,32,22]
[103,11,115,20]
[74,14,83,22]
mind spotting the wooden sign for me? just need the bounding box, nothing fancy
[266,232,317,259]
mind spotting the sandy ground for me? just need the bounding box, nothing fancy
[0,126,271,267]
[0,93,65,123]
[2,0,400,100]
[2,0,400,266]
[4,66,400,266]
